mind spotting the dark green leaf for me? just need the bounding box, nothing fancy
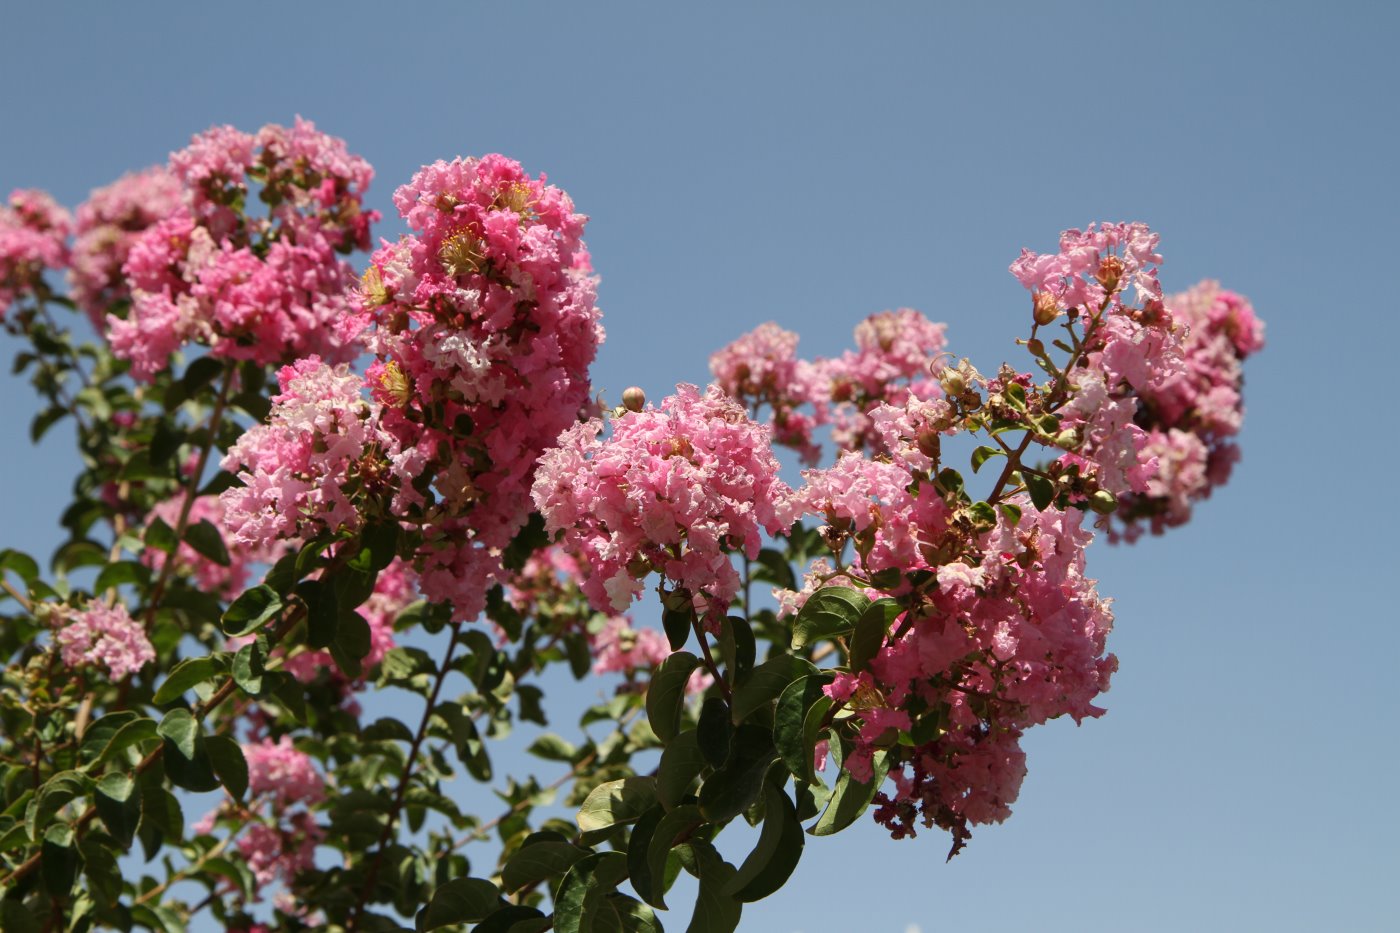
[774,674,833,781]
[93,716,158,766]
[554,851,628,933]
[206,735,249,800]
[221,585,282,636]
[1023,471,1055,511]
[433,703,492,781]
[645,651,699,742]
[724,781,803,902]
[626,805,666,908]
[143,516,178,555]
[418,876,503,929]
[41,823,79,896]
[94,773,141,848]
[696,697,732,769]
[970,445,1003,473]
[810,749,890,836]
[158,709,219,793]
[78,710,140,765]
[501,840,588,894]
[233,640,265,696]
[576,777,657,834]
[790,586,869,650]
[677,839,742,933]
[93,560,151,594]
[183,519,230,567]
[29,771,90,841]
[718,615,755,689]
[662,606,692,651]
[643,804,703,910]
[153,656,219,705]
[0,548,40,584]
[656,730,706,810]
[732,656,817,722]
[850,598,900,673]
[750,548,795,591]
[473,906,547,933]
[698,725,777,824]
[297,578,339,649]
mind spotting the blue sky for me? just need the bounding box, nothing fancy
[2,3,1397,930]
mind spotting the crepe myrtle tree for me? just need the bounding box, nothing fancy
[0,120,1263,932]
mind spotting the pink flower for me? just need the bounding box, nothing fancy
[533,383,795,620]
[243,736,325,807]
[0,188,71,318]
[52,602,154,680]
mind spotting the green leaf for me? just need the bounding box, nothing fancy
[698,725,778,824]
[1023,471,1055,511]
[970,444,1003,473]
[718,615,756,689]
[157,709,219,793]
[418,876,503,929]
[94,773,141,848]
[696,697,732,769]
[576,777,657,834]
[30,405,68,442]
[724,781,803,902]
[597,893,663,933]
[1003,381,1027,411]
[642,804,703,910]
[662,606,692,651]
[297,578,340,649]
[29,771,91,841]
[810,748,890,836]
[554,851,628,933]
[183,519,230,567]
[998,502,1023,525]
[732,656,817,722]
[233,640,265,695]
[432,703,492,781]
[153,656,219,705]
[473,906,547,933]
[850,598,900,673]
[790,586,869,650]
[143,517,178,555]
[774,674,834,781]
[526,733,577,763]
[0,548,40,584]
[656,730,706,810]
[41,823,79,896]
[93,560,151,594]
[78,710,141,765]
[93,716,158,767]
[0,900,40,933]
[221,585,282,636]
[626,804,666,908]
[677,839,742,933]
[501,840,588,894]
[645,651,699,742]
[206,734,249,800]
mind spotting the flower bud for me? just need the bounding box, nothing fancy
[940,369,966,396]
[1095,255,1124,293]
[1032,291,1061,326]
[1088,489,1118,514]
[1054,427,1081,450]
[916,428,941,459]
[621,386,646,413]
[1026,338,1046,358]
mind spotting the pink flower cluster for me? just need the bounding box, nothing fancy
[68,167,183,328]
[816,308,948,452]
[533,383,796,620]
[219,357,423,549]
[709,322,826,464]
[1111,280,1265,538]
[347,154,603,620]
[52,602,154,680]
[0,189,71,318]
[710,310,948,463]
[109,119,375,380]
[236,814,322,891]
[244,735,326,807]
[1011,223,1186,497]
